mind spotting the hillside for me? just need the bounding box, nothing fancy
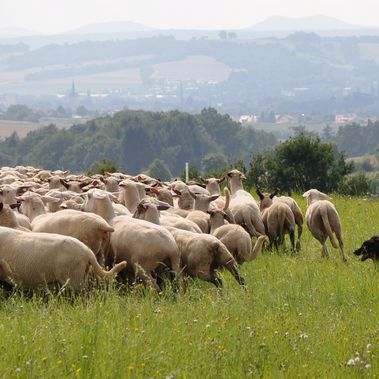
[1,33,379,116]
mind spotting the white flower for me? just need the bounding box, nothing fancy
[367,344,372,350]
[354,357,361,364]
[300,333,309,340]
[365,364,371,369]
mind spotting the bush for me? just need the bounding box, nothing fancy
[87,159,118,176]
[340,172,373,196]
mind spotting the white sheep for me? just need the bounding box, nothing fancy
[32,209,115,266]
[226,169,265,237]
[0,226,126,291]
[302,189,346,261]
[257,189,296,252]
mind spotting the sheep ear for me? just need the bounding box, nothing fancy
[60,179,69,189]
[217,177,225,184]
[256,188,264,200]
[157,201,171,211]
[269,189,279,199]
[209,194,220,202]
[10,203,21,210]
[188,190,197,200]
[150,187,160,195]
[302,191,310,198]
[199,176,208,184]
[224,212,234,223]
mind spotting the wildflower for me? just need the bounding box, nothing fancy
[346,359,355,366]
[354,357,361,364]
[41,357,48,363]
[365,364,371,369]
[15,368,21,372]
[300,333,308,340]
[127,365,134,372]
[367,343,372,350]
[193,319,198,323]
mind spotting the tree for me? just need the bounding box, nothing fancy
[247,134,352,193]
[88,159,118,176]
[146,159,172,181]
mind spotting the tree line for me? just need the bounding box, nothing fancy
[0,108,276,176]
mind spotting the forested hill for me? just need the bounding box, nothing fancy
[0,108,277,175]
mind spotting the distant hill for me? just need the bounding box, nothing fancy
[0,27,39,38]
[66,21,156,35]
[249,15,362,31]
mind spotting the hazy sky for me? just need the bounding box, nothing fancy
[1,0,378,33]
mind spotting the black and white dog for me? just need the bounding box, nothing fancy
[353,236,379,262]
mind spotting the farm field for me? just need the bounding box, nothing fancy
[0,194,378,378]
[0,118,86,138]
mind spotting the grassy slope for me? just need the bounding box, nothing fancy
[0,195,378,378]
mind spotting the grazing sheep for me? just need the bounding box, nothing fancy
[257,189,296,252]
[208,206,266,265]
[166,226,245,288]
[302,189,346,261]
[226,169,265,237]
[110,215,181,290]
[0,226,126,291]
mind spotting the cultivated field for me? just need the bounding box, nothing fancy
[0,194,378,378]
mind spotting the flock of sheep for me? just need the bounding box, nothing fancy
[0,165,368,294]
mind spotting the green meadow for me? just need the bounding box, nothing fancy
[0,195,378,378]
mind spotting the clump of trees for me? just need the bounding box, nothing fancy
[246,134,354,194]
[0,104,41,122]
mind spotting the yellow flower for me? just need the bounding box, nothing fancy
[41,357,48,363]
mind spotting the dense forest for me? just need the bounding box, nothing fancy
[0,108,277,175]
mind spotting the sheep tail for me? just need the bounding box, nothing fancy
[223,187,230,211]
[88,251,127,278]
[320,206,337,248]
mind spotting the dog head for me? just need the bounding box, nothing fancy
[353,236,379,261]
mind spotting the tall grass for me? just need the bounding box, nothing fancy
[0,195,378,378]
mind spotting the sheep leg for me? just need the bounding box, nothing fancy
[223,259,245,286]
[134,264,160,291]
[296,224,303,251]
[336,236,347,262]
[289,230,296,253]
[321,243,331,258]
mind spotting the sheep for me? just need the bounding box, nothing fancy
[166,226,245,288]
[0,226,126,291]
[32,209,115,266]
[256,189,296,252]
[0,202,28,230]
[81,189,127,223]
[207,197,266,265]
[110,215,181,291]
[273,195,303,251]
[119,179,142,213]
[200,176,225,195]
[302,189,346,261]
[226,169,265,237]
